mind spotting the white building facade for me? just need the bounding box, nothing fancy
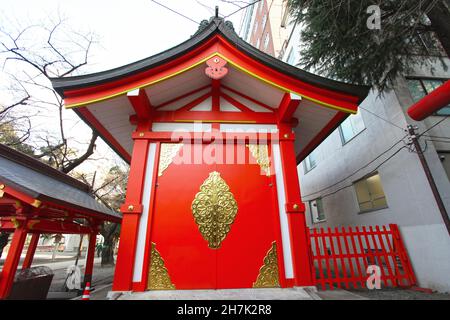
[241,2,450,292]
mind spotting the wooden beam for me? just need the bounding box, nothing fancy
[278,92,302,123]
[0,226,27,298]
[212,79,220,112]
[22,233,39,269]
[127,88,153,120]
[221,92,256,113]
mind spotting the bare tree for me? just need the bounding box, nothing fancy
[76,166,128,266]
[0,15,99,173]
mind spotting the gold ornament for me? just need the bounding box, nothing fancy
[191,171,238,249]
[147,243,176,290]
[253,242,281,288]
[158,143,183,177]
[246,144,271,176]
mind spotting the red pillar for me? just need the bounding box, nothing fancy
[279,126,314,287]
[22,233,39,269]
[0,227,27,299]
[113,123,150,291]
[83,232,97,286]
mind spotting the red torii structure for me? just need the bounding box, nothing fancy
[408,80,450,120]
[0,144,121,299]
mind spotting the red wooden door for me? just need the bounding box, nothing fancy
[215,143,279,288]
[149,142,280,290]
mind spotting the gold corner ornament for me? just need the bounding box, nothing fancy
[158,143,183,177]
[31,199,42,208]
[253,242,281,288]
[191,171,238,249]
[246,144,271,176]
[147,242,176,290]
[11,217,20,228]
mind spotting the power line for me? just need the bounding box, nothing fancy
[150,0,201,25]
[419,116,449,137]
[358,106,405,131]
[301,134,408,199]
[224,0,261,18]
[422,134,450,140]
[426,139,450,144]
[305,146,407,201]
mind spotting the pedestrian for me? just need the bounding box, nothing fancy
[96,243,103,258]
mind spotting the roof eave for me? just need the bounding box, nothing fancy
[50,17,370,104]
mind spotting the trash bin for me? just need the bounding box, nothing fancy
[7,266,54,300]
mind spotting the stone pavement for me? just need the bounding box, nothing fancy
[111,287,319,300]
[84,285,382,301]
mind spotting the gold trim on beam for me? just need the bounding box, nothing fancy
[147,242,176,290]
[253,242,281,288]
[31,199,42,208]
[11,217,20,229]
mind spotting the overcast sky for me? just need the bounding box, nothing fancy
[1,0,245,72]
[0,0,246,181]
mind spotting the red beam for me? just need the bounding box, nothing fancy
[0,182,40,208]
[77,108,132,163]
[155,85,210,109]
[408,80,450,120]
[113,122,150,291]
[153,110,276,123]
[221,85,276,111]
[132,131,282,143]
[278,93,301,123]
[0,226,27,299]
[127,88,153,120]
[221,92,256,113]
[212,79,220,112]
[83,232,97,285]
[176,92,211,112]
[22,233,39,269]
[0,219,93,234]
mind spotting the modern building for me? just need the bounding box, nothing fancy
[240,2,450,292]
[238,0,290,57]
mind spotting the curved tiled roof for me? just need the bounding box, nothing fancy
[0,143,121,220]
[51,17,370,103]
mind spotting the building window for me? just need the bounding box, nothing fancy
[261,13,267,31]
[310,198,326,223]
[438,152,450,181]
[286,47,296,65]
[353,173,388,213]
[304,148,318,173]
[253,20,259,37]
[242,4,255,41]
[407,78,450,116]
[263,33,270,51]
[339,111,365,144]
[256,38,260,49]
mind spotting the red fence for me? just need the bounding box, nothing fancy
[307,224,416,290]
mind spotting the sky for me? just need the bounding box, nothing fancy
[0,0,247,183]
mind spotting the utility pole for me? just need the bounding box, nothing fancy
[407,124,450,235]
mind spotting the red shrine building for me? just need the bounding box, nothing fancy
[51,17,369,292]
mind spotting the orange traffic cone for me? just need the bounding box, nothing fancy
[82,282,91,300]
